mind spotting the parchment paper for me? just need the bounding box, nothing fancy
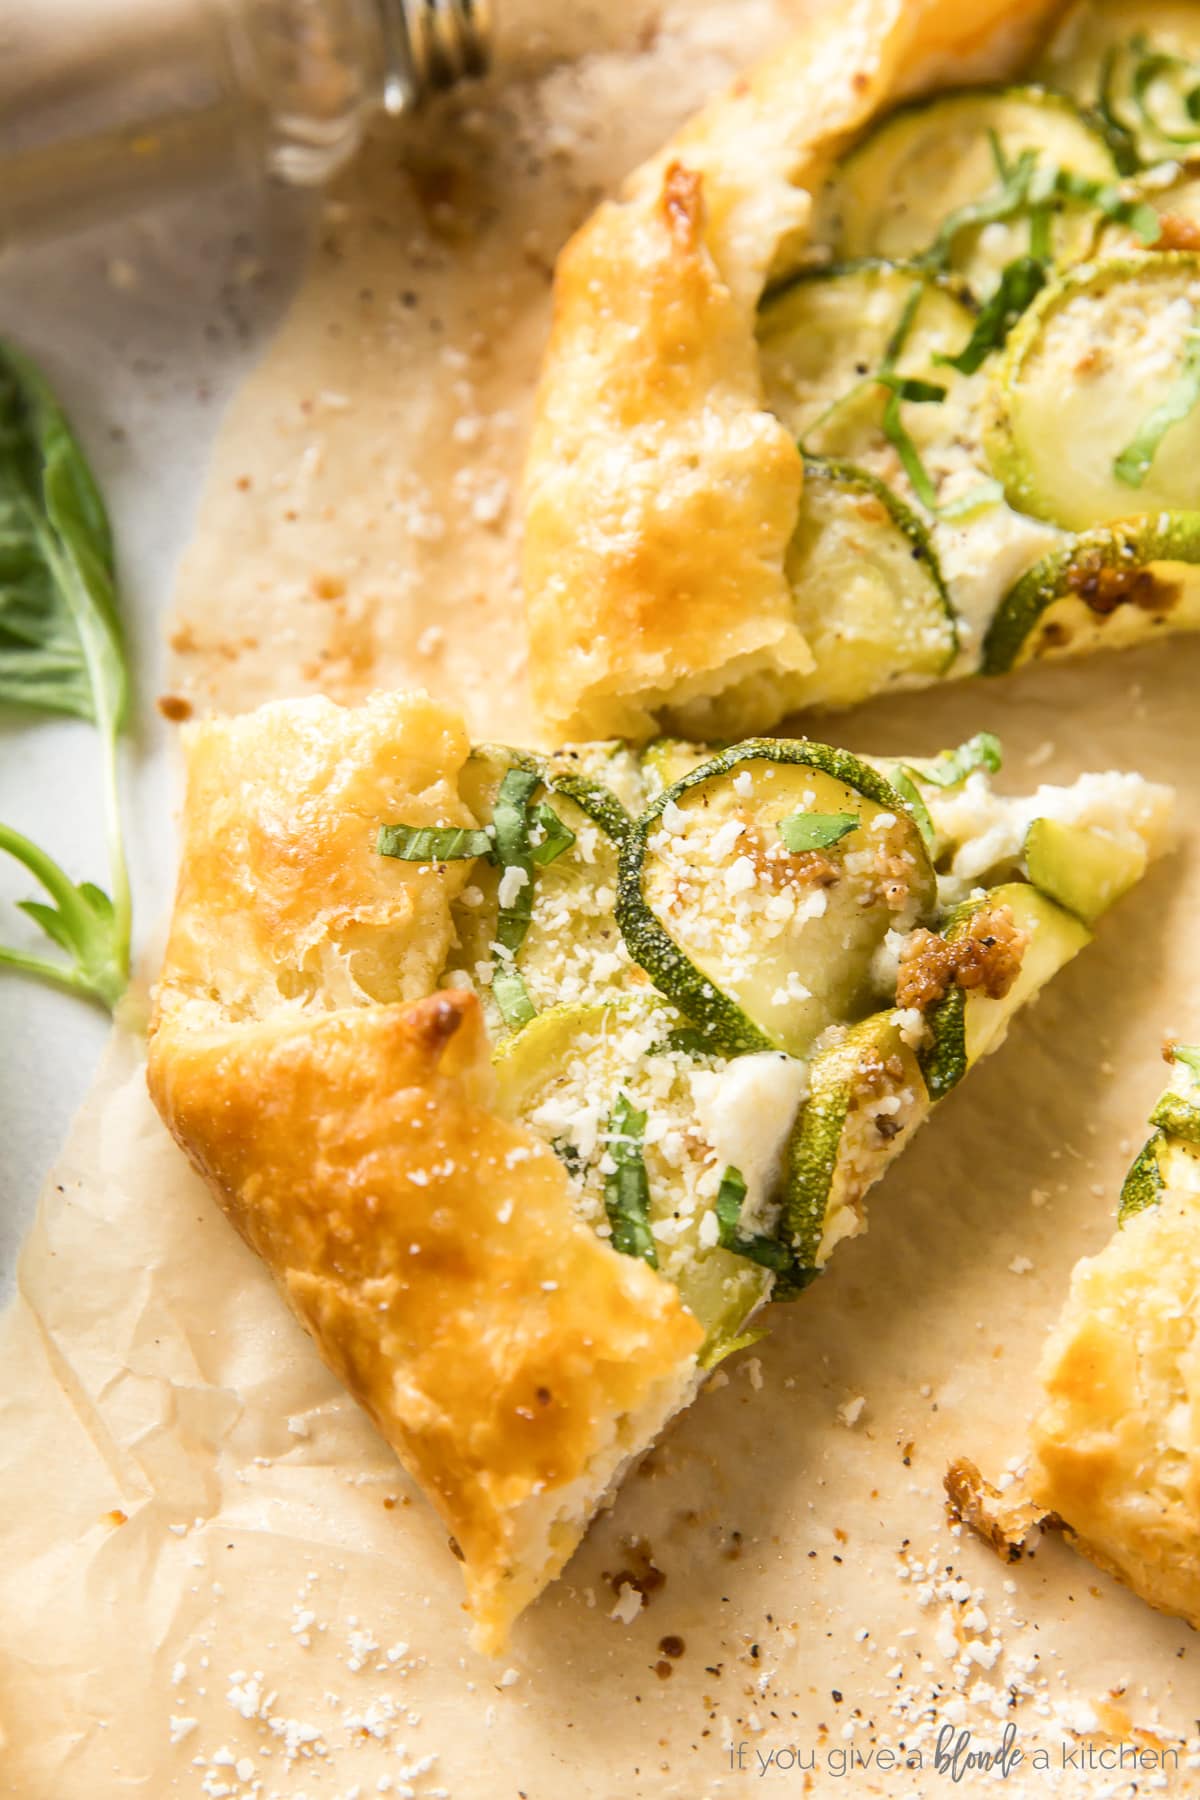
[5,4,1200,1796]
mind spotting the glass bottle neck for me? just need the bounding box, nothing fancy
[0,0,492,250]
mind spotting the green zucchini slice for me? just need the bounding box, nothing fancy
[492,998,787,1348]
[981,512,1200,673]
[984,252,1200,528]
[780,460,957,712]
[446,744,640,1040]
[1038,0,1200,169]
[758,262,980,472]
[784,1011,930,1272]
[617,740,936,1059]
[1023,817,1147,924]
[819,88,1117,297]
[919,882,1092,1100]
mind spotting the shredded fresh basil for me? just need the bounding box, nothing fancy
[1129,32,1200,147]
[1114,323,1200,488]
[937,255,1047,375]
[603,1093,657,1266]
[778,810,859,853]
[910,731,1002,790]
[715,1165,792,1273]
[490,765,540,1030]
[889,768,936,851]
[0,343,131,1008]
[529,800,576,866]
[876,282,944,510]
[377,823,493,862]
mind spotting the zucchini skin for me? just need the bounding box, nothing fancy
[473,741,635,843]
[615,738,924,1059]
[981,512,1200,673]
[803,456,959,660]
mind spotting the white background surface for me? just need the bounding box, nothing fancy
[0,182,308,1287]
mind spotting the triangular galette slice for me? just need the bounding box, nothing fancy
[1016,1044,1200,1627]
[148,691,1171,1650]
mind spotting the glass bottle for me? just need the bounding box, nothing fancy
[0,0,492,246]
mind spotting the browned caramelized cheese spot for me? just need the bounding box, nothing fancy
[896,904,1029,1012]
[1155,213,1200,254]
[1065,554,1181,617]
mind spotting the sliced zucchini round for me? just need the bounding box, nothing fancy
[617,739,937,1060]
[981,512,1200,673]
[1023,817,1147,924]
[1094,159,1200,253]
[919,882,1092,1100]
[493,998,778,1346]
[779,460,957,712]
[1038,0,1200,169]
[784,1011,930,1273]
[984,252,1200,529]
[819,88,1117,297]
[757,262,980,470]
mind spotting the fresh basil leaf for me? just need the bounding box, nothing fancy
[910,731,1003,790]
[0,823,125,1007]
[603,1093,657,1266]
[1114,324,1200,488]
[529,800,576,866]
[715,1165,792,1274]
[778,810,859,853]
[936,479,1004,521]
[889,768,936,852]
[0,343,122,724]
[377,823,493,862]
[935,256,1047,375]
[876,373,947,405]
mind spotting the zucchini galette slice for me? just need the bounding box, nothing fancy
[149,691,1171,1649]
[953,1041,1200,1632]
[524,0,1200,739]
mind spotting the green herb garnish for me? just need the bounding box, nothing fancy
[377,823,493,862]
[0,343,130,1008]
[603,1092,657,1266]
[715,1165,792,1274]
[1169,1043,1200,1081]
[529,800,576,866]
[936,255,1047,375]
[778,810,859,853]
[889,769,936,851]
[490,764,540,1030]
[909,730,1003,790]
[1114,324,1200,488]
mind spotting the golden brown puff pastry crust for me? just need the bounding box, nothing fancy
[149,692,702,1654]
[1029,1186,1200,1633]
[522,0,1068,741]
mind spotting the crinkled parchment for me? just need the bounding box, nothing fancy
[5,3,1200,1796]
